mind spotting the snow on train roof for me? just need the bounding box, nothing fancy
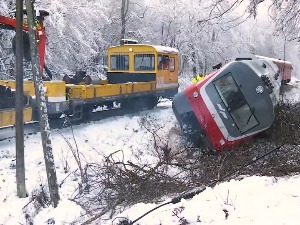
[255,55,292,65]
[152,45,179,53]
[109,44,179,54]
[233,53,292,65]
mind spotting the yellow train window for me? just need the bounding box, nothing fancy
[170,57,175,72]
[134,54,155,71]
[110,54,129,70]
[158,55,169,70]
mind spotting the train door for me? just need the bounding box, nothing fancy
[157,54,170,89]
[168,54,178,84]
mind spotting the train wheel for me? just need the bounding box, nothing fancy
[106,101,114,109]
[178,111,214,152]
[121,96,158,113]
[145,96,159,110]
[82,105,93,120]
[123,97,153,112]
[121,98,140,113]
[48,113,62,120]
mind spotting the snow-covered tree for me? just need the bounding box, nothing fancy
[0,0,299,78]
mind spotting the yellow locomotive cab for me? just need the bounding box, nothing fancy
[107,41,179,98]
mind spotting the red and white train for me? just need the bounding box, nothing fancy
[233,54,293,84]
[172,56,293,151]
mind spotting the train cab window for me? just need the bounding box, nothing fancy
[169,57,175,72]
[134,54,155,71]
[214,73,259,133]
[110,54,129,70]
[158,55,169,70]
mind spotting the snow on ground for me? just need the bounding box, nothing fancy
[281,77,300,104]
[106,175,300,225]
[0,100,177,225]
[0,83,300,225]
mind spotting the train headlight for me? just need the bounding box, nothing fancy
[220,139,225,145]
[256,85,264,94]
[193,91,199,98]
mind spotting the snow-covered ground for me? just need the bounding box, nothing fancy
[0,100,177,225]
[107,175,300,225]
[1,79,300,225]
[281,78,300,104]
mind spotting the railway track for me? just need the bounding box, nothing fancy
[0,108,125,142]
[0,100,172,142]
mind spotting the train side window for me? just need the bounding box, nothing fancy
[158,55,169,70]
[110,54,129,70]
[134,54,155,71]
[214,73,259,133]
[169,57,175,72]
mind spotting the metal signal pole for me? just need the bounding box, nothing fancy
[16,0,27,198]
[25,0,60,207]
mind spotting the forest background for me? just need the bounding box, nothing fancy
[1,1,300,224]
[0,0,300,83]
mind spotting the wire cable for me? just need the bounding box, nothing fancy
[127,140,288,225]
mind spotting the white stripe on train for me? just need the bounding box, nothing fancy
[31,96,67,102]
[156,83,179,89]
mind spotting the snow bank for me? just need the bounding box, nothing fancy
[34,200,84,225]
[108,175,300,225]
[281,78,300,104]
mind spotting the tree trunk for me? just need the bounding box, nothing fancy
[16,0,27,198]
[121,0,129,40]
[25,0,60,208]
[190,45,197,76]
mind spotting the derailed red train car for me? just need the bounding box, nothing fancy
[172,59,287,151]
[234,53,293,84]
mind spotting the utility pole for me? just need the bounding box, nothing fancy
[25,0,60,207]
[15,0,27,198]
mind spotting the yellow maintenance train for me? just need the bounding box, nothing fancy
[0,39,179,129]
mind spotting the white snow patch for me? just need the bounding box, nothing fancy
[106,175,300,225]
[34,199,84,225]
[281,78,300,104]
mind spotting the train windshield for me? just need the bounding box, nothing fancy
[134,54,155,71]
[110,54,129,70]
[214,73,259,133]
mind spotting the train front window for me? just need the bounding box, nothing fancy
[110,54,129,70]
[169,57,175,72]
[134,54,155,71]
[158,55,169,70]
[214,73,259,133]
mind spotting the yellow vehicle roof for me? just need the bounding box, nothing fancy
[108,44,178,54]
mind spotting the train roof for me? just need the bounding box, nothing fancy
[152,45,179,54]
[255,55,293,65]
[108,44,179,54]
[233,53,292,66]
